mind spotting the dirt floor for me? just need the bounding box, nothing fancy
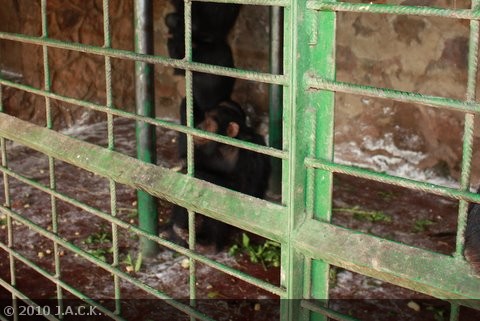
[0,117,479,321]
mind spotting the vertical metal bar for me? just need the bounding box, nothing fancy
[134,0,159,257]
[279,1,305,320]
[183,1,197,315]
[268,6,283,196]
[103,3,114,149]
[456,2,479,258]
[280,0,318,320]
[449,304,460,321]
[451,1,480,319]
[185,0,194,178]
[305,167,315,218]
[0,79,13,321]
[1,137,16,321]
[308,1,336,320]
[103,0,122,315]
[41,0,64,317]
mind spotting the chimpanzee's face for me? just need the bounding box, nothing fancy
[198,114,218,134]
[194,108,240,151]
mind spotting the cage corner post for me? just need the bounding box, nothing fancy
[134,0,159,257]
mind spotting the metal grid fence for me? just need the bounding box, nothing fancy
[0,0,478,321]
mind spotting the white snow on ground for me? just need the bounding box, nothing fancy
[334,133,459,189]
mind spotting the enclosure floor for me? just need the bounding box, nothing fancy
[0,118,478,321]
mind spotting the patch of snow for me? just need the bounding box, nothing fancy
[335,134,459,188]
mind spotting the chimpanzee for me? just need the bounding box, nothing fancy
[465,188,480,275]
[193,101,270,199]
[166,1,241,47]
[175,42,236,158]
[165,0,239,98]
[165,1,240,74]
[165,3,239,158]
[167,100,271,250]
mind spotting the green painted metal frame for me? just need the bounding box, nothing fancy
[0,0,480,320]
[269,6,284,194]
[302,1,480,320]
[134,0,160,257]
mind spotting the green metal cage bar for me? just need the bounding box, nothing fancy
[181,0,199,314]
[0,114,287,244]
[0,136,17,319]
[40,0,64,317]
[1,0,480,320]
[134,0,160,258]
[309,1,336,320]
[306,158,480,204]
[451,0,480,318]
[0,78,286,159]
[303,0,480,319]
[0,265,126,321]
[0,165,284,320]
[268,6,284,195]
[0,32,286,86]
[307,1,480,19]
[102,0,122,314]
[0,186,282,320]
[0,162,284,297]
[194,0,288,5]
[295,220,480,304]
[0,222,215,321]
[0,26,17,321]
[306,76,480,115]
[457,0,479,263]
[280,1,301,319]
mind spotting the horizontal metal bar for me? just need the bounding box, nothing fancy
[194,0,289,6]
[307,1,480,20]
[0,78,287,160]
[301,300,360,321]
[295,219,480,304]
[0,113,287,242]
[0,208,216,321]
[305,157,480,204]
[0,251,125,321]
[0,32,287,86]
[306,75,480,115]
[0,164,286,297]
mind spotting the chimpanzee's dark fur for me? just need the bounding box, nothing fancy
[169,101,270,250]
[165,2,240,158]
[465,187,480,275]
[166,1,241,47]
